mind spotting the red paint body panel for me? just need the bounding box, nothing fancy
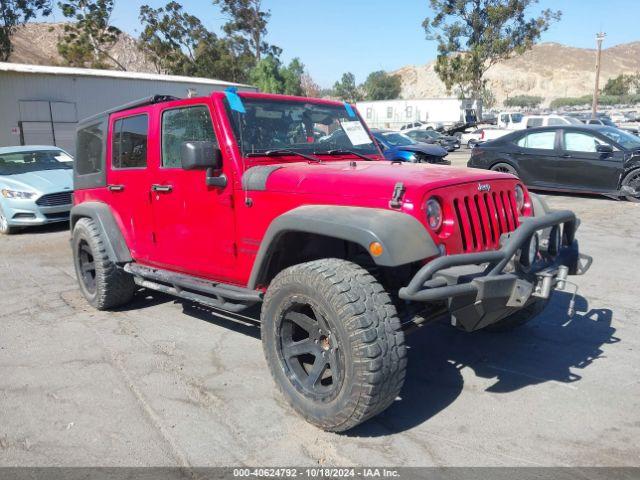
[74,92,532,289]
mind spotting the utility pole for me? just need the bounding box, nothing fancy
[592,32,606,119]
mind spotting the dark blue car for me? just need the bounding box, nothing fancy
[371,129,450,164]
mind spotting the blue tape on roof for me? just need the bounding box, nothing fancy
[225,87,246,113]
[344,102,356,118]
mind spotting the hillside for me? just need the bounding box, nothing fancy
[7,22,157,73]
[394,42,640,106]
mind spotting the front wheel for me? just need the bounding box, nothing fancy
[0,205,18,235]
[261,259,406,432]
[491,162,519,176]
[621,169,640,203]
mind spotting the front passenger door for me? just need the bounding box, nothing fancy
[555,131,624,192]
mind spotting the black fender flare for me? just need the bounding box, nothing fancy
[70,202,132,263]
[248,205,438,289]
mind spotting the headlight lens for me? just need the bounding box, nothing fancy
[515,185,525,212]
[426,198,443,231]
[1,189,37,199]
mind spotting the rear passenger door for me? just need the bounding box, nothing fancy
[148,101,237,282]
[106,111,155,261]
[513,129,560,187]
[555,130,624,192]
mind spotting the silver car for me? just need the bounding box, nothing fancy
[0,145,74,234]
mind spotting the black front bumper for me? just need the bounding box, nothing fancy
[398,210,592,332]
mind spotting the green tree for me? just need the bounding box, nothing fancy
[213,0,278,62]
[1,0,52,61]
[58,0,125,69]
[603,74,633,96]
[280,57,304,96]
[423,0,561,99]
[333,72,363,103]
[249,55,284,93]
[504,94,543,109]
[362,71,401,100]
[479,86,496,109]
[138,2,251,82]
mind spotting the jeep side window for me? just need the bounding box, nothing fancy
[76,122,104,175]
[112,114,148,169]
[161,105,218,168]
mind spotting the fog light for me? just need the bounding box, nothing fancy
[519,233,539,268]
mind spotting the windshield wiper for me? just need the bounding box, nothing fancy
[315,149,374,161]
[246,149,321,163]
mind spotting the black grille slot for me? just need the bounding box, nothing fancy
[36,191,73,206]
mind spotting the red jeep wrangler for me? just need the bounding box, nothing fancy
[71,91,590,431]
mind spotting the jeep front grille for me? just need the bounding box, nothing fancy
[453,190,519,252]
[36,191,73,207]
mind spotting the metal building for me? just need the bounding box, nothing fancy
[0,62,256,155]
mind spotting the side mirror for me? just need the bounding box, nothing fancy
[596,144,613,154]
[181,141,226,187]
[181,141,222,170]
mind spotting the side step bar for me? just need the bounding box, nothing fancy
[124,263,262,313]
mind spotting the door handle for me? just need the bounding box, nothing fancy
[151,184,173,193]
[107,184,125,192]
[561,154,572,158]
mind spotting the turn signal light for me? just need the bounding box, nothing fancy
[369,242,384,257]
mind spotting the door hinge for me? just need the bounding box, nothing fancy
[389,182,406,209]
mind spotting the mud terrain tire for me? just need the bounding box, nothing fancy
[72,217,136,310]
[261,258,406,432]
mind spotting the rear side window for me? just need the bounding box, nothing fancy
[517,131,556,150]
[548,118,565,126]
[76,123,104,175]
[112,114,148,169]
[161,105,218,168]
[527,118,543,128]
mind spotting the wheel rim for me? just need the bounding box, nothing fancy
[493,164,515,175]
[276,299,344,400]
[0,211,8,233]
[626,172,640,198]
[77,240,97,294]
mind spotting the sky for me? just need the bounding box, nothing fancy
[39,0,640,87]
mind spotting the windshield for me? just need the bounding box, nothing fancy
[566,117,583,125]
[225,98,378,157]
[600,127,640,150]
[377,132,416,147]
[0,149,73,175]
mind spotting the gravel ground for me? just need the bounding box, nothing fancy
[1,150,639,467]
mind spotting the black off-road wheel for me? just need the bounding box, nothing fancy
[261,259,407,432]
[72,217,136,310]
[621,169,640,203]
[483,298,549,332]
[491,162,519,177]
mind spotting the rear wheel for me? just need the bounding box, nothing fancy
[622,169,640,202]
[72,217,136,310]
[261,259,406,432]
[491,162,519,176]
[484,298,548,332]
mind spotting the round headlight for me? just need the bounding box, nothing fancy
[426,198,443,231]
[520,233,539,268]
[515,185,525,212]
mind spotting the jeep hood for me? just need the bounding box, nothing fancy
[253,160,517,199]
